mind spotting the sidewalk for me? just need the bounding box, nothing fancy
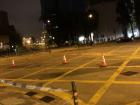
[0,86,70,105]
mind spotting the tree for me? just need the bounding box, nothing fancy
[134,0,140,31]
[116,0,133,38]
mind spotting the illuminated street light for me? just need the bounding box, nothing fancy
[26,40,31,44]
[0,42,3,49]
[47,20,50,23]
[91,32,94,42]
[88,14,93,19]
[79,36,85,42]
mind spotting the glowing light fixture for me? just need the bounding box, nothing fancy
[79,36,85,42]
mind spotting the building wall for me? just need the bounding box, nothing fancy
[0,11,10,44]
[40,0,86,15]
[0,11,9,34]
[93,0,123,41]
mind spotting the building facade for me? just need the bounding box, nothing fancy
[0,10,22,51]
[91,0,139,43]
[40,0,91,45]
[92,0,123,43]
[0,11,10,44]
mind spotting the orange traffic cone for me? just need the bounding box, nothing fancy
[12,59,16,68]
[99,53,107,67]
[63,55,68,64]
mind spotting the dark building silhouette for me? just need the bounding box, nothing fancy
[40,0,86,16]
[40,0,57,20]
[0,11,10,44]
[0,10,22,47]
[40,0,94,45]
[93,0,122,42]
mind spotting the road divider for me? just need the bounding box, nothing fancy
[0,79,70,93]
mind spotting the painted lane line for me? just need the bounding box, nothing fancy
[38,46,124,105]
[114,81,140,85]
[15,54,84,80]
[42,59,102,87]
[42,46,124,87]
[0,54,83,79]
[88,47,140,105]
[0,45,124,105]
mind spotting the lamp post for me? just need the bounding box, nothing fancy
[88,12,94,44]
[42,30,48,48]
[88,13,93,19]
[42,19,51,53]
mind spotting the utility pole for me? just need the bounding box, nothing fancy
[71,81,78,105]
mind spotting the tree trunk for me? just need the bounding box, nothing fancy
[130,22,135,37]
[122,25,128,38]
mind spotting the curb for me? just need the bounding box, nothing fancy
[0,79,71,104]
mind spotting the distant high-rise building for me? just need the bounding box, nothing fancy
[40,0,92,45]
[40,0,58,19]
[40,0,85,16]
[0,11,10,44]
[0,11,9,34]
[0,10,22,46]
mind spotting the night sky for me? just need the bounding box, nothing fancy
[0,0,42,37]
[0,0,87,38]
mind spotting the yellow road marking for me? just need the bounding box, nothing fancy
[114,81,140,85]
[42,47,122,87]
[0,65,128,79]
[126,101,140,105]
[43,59,100,86]
[86,65,140,68]
[1,54,86,105]
[5,65,140,79]
[0,45,124,105]
[0,45,124,79]
[49,91,85,105]
[0,69,22,77]
[37,46,123,104]
[0,53,83,79]
[5,55,83,80]
[131,56,140,59]
[88,47,140,105]
[125,66,140,68]
[0,83,85,105]
[31,46,120,105]
[83,66,119,69]
[0,67,76,78]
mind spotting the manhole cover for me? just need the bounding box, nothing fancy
[121,71,138,76]
[25,91,37,96]
[40,96,55,103]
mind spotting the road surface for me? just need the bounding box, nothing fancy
[0,42,140,105]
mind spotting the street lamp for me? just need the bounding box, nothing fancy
[88,14,93,19]
[47,20,50,23]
